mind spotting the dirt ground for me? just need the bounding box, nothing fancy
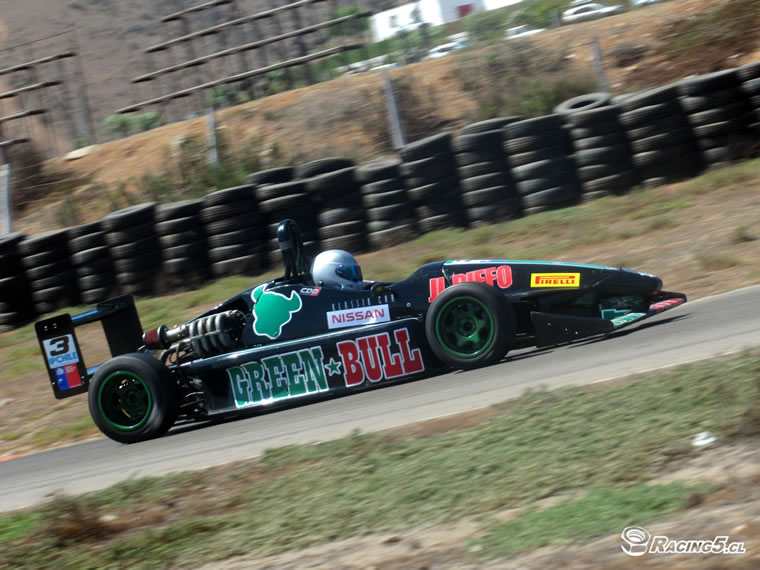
[199,438,760,569]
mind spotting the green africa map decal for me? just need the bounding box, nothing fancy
[251,284,303,339]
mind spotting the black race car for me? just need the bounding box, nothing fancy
[36,220,686,443]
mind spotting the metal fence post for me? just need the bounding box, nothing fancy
[590,36,610,93]
[0,163,11,234]
[207,107,219,167]
[383,72,406,149]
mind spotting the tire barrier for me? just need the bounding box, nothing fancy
[618,84,704,187]
[306,166,368,252]
[201,186,266,278]
[460,116,522,135]
[297,157,355,179]
[246,166,295,186]
[677,69,757,168]
[67,221,116,305]
[400,133,467,232]
[357,158,417,249]
[560,105,640,200]
[103,203,162,297]
[739,62,760,136]
[503,114,582,215]
[0,232,33,329]
[156,199,208,290]
[2,63,759,329]
[255,180,321,260]
[553,92,612,115]
[453,128,521,225]
[20,229,78,316]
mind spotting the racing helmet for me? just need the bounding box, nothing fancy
[311,249,363,291]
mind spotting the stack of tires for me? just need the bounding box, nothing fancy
[452,127,521,226]
[156,200,209,290]
[103,203,162,297]
[246,166,295,187]
[677,69,757,168]
[555,96,639,200]
[201,186,266,279]
[460,117,522,136]
[0,233,33,329]
[67,221,116,305]
[357,158,416,249]
[255,180,321,260]
[503,115,581,214]
[19,229,77,315]
[305,167,368,252]
[739,62,760,134]
[400,133,466,233]
[618,85,703,187]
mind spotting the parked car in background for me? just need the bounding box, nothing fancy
[426,41,469,59]
[561,2,626,24]
[506,25,546,40]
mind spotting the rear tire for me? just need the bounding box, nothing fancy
[425,283,515,370]
[88,353,178,444]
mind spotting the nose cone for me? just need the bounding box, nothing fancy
[624,269,662,293]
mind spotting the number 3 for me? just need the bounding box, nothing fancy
[48,336,70,357]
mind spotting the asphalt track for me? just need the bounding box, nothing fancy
[2,285,759,512]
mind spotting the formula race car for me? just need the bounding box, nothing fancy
[36,220,686,443]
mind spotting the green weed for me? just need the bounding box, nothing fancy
[476,483,700,557]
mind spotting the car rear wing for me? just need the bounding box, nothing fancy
[35,296,144,399]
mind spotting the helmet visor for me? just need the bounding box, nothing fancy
[336,264,363,282]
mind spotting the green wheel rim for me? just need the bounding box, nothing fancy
[98,371,153,431]
[435,295,496,359]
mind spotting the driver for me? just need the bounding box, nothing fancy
[311,249,367,291]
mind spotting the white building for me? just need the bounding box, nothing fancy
[482,0,523,10]
[369,0,525,42]
[370,0,487,42]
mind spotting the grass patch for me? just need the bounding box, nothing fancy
[663,0,760,61]
[5,344,44,376]
[476,483,701,558]
[695,252,745,270]
[0,512,41,543]
[644,215,679,232]
[627,199,694,220]
[0,432,23,441]
[731,225,757,244]
[1,349,758,567]
[32,416,98,448]
[681,158,760,196]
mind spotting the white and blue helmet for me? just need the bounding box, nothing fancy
[311,249,363,291]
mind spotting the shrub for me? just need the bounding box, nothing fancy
[103,114,134,138]
[465,10,507,42]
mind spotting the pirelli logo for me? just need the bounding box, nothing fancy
[530,272,580,288]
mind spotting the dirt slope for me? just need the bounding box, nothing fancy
[12,0,760,234]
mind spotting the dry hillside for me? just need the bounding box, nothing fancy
[5,0,760,234]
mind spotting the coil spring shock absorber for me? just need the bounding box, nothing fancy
[143,310,246,357]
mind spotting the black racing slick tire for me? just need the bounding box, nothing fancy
[425,283,515,370]
[88,353,178,444]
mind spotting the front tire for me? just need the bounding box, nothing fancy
[425,282,515,370]
[88,353,178,444]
